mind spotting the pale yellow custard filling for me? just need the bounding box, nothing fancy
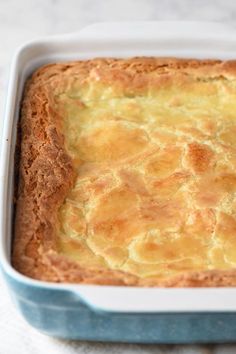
[55,68,236,280]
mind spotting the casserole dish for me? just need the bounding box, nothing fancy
[2,21,236,343]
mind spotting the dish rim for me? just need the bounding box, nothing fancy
[2,21,236,313]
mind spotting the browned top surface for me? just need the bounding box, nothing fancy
[12,57,236,286]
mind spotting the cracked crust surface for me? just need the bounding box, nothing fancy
[12,57,236,286]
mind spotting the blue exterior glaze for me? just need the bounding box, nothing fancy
[3,269,236,343]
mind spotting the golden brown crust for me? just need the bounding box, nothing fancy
[12,57,236,286]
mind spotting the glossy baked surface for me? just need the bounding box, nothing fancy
[13,58,236,286]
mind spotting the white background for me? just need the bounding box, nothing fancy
[1,0,236,353]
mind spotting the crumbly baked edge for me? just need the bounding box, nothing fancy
[12,57,236,286]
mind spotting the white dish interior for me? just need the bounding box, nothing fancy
[2,21,236,313]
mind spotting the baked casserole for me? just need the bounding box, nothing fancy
[13,57,236,286]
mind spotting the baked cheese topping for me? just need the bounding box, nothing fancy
[55,64,236,280]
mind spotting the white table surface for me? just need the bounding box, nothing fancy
[1,0,236,353]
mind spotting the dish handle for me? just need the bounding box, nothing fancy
[70,21,236,40]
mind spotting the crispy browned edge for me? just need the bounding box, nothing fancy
[12,57,236,286]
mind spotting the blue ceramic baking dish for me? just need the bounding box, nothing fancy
[2,22,236,343]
